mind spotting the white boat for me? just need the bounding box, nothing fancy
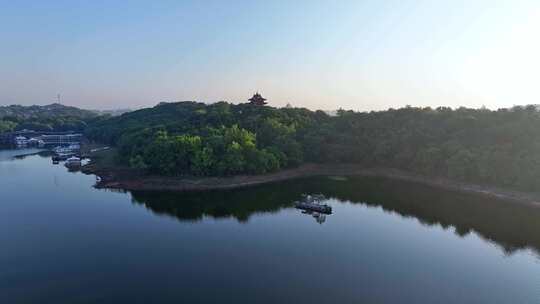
[64,156,82,168]
[27,138,45,147]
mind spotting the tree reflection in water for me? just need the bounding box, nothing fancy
[130,176,540,256]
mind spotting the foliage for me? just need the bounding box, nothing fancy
[0,103,97,133]
[0,120,16,133]
[86,102,313,176]
[86,102,540,191]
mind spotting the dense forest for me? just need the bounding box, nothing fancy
[85,101,540,191]
[0,103,98,133]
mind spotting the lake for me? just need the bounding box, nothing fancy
[1,149,539,303]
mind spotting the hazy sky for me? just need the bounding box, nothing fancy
[1,0,539,110]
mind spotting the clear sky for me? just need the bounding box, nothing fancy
[1,0,539,111]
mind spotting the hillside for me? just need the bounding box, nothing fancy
[0,103,96,119]
[86,102,540,192]
[0,103,99,133]
[85,101,320,175]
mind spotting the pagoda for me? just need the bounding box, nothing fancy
[248,92,267,106]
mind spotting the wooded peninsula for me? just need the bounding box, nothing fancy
[80,100,540,193]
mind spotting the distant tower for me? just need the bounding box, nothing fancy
[56,94,61,104]
[248,92,267,106]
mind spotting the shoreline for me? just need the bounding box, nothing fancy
[81,163,540,207]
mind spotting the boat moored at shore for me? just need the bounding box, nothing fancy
[65,156,82,168]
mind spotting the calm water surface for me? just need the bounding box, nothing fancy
[1,149,540,303]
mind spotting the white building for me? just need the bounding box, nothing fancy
[14,136,28,147]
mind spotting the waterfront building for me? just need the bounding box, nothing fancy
[39,134,82,146]
[15,136,28,147]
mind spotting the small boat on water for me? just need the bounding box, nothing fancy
[52,152,75,162]
[64,156,82,168]
[294,194,332,214]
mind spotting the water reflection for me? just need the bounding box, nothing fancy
[130,184,298,223]
[4,152,540,303]
[0,148,46,161]
[299,210,327,224]
[130,176,540,255]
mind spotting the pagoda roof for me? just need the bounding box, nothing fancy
[249,92,267,102]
